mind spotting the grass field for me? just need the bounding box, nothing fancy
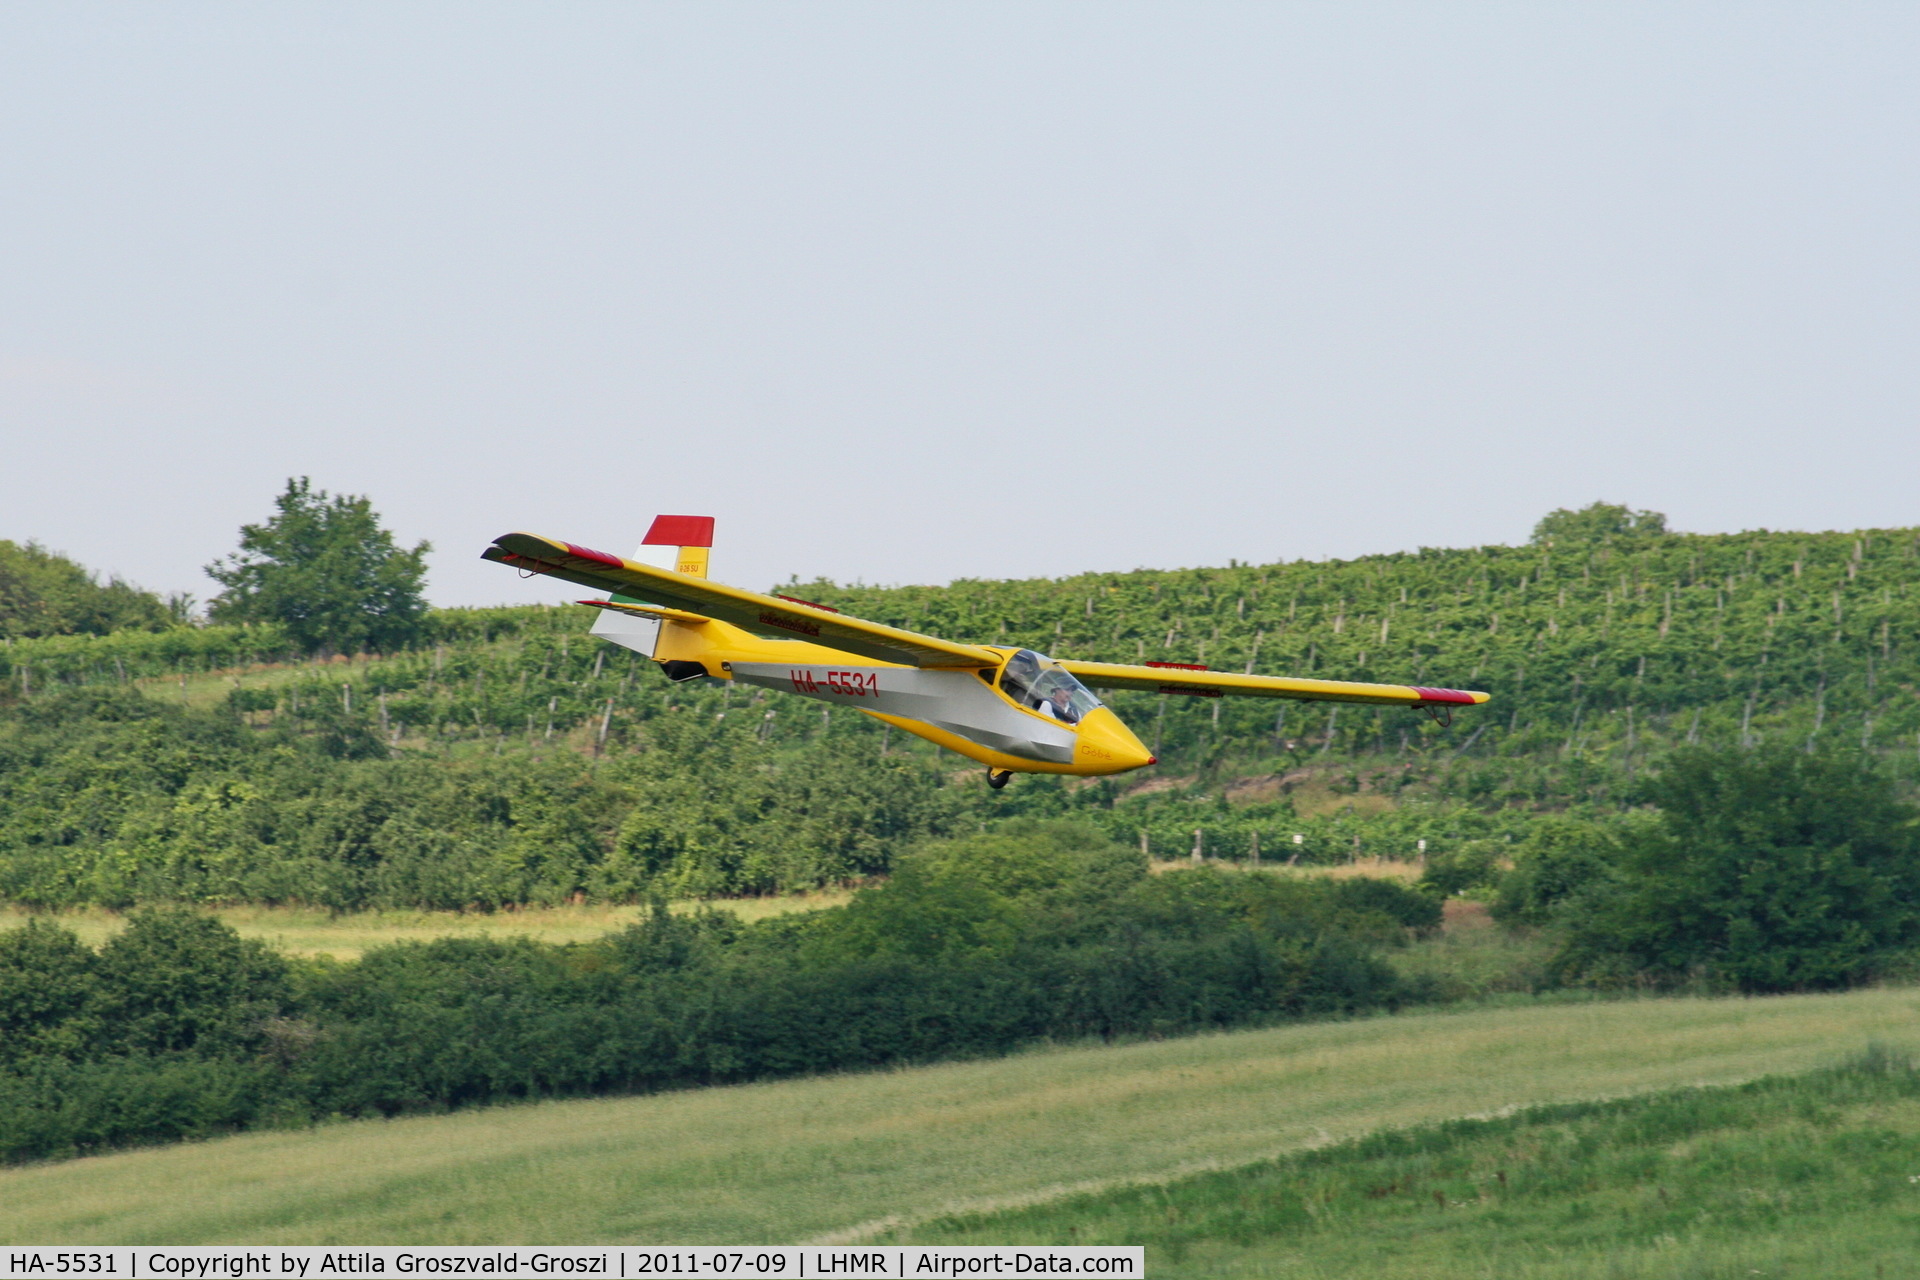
[1149,856,1424,882]
[897,1050,1920,1277]
[0,893,852,959]
[1390,901,1557,1001]
[3,986,1918,1245]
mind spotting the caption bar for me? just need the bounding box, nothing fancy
[6,1249,1143,1279]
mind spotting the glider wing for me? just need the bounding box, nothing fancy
[483,532,996,669]
[1057,659,1488,709]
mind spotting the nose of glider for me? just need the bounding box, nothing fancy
[1072,707,1157,775]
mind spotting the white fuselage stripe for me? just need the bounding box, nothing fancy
[728,662,1077,763]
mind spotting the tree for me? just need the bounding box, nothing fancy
[1559,746,1920,992]
[0,540,172,637]
[205,478,431,654]
[1530,502,1667,547]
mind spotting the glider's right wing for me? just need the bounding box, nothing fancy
[482,531,996,669]
[1058,659,1488,710]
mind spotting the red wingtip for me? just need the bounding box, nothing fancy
[1412,686,1477,705]
[642,515,715,548]
[1147,756,1158,765]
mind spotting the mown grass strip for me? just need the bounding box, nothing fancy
[899,1047,1920,1278]
[0,895,852,960]
[3,987,1918,1245]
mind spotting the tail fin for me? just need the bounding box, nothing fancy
[588,515,716,658]
[643,515,715,579]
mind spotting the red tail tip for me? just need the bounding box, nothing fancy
[642,515,715,548]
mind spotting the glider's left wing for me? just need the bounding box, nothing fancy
[482,532,995,669]
[1058,659,1488,710]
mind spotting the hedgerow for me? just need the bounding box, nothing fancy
[0,827,1425,1163]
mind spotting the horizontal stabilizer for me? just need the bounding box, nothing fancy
[580,599,709,624]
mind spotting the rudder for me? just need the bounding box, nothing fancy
[586,515,716,657]
[643,514,715,578]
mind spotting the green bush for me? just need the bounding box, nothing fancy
[899,820,1149,911]
[92,910,292,1057]
[0,1053,285,1163]
[1328,876,1442,935]
[1558,746,1920,992]
[1418,841,1504,899]
[0,540,172,639]
[0,919,100,1063]
[1490,815,1629,926]
[602,713,960,898]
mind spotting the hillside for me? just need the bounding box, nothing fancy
[797,507,1920,775]
[12,507,1918,765]
[1,987,1913,1244]
[4,506,1919,903]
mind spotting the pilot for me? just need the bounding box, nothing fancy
[1038,684,1079,724]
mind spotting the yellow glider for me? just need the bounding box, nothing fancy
[483,520,1488,788]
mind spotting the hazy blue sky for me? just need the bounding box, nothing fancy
[3,3,1916,608]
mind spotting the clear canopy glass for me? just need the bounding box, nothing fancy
[998,650,1103,725]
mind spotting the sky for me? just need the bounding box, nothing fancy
[2,3,1917,608]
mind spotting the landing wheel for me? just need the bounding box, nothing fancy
[987,768,1013,790]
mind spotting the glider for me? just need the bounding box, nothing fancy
[483,517,1489,787]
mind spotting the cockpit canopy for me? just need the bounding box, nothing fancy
[998,649,1103,725]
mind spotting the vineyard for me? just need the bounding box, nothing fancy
[803,513,1920,772]
[4,509,1919,904]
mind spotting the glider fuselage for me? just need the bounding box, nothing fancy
[600,607,1152,775]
